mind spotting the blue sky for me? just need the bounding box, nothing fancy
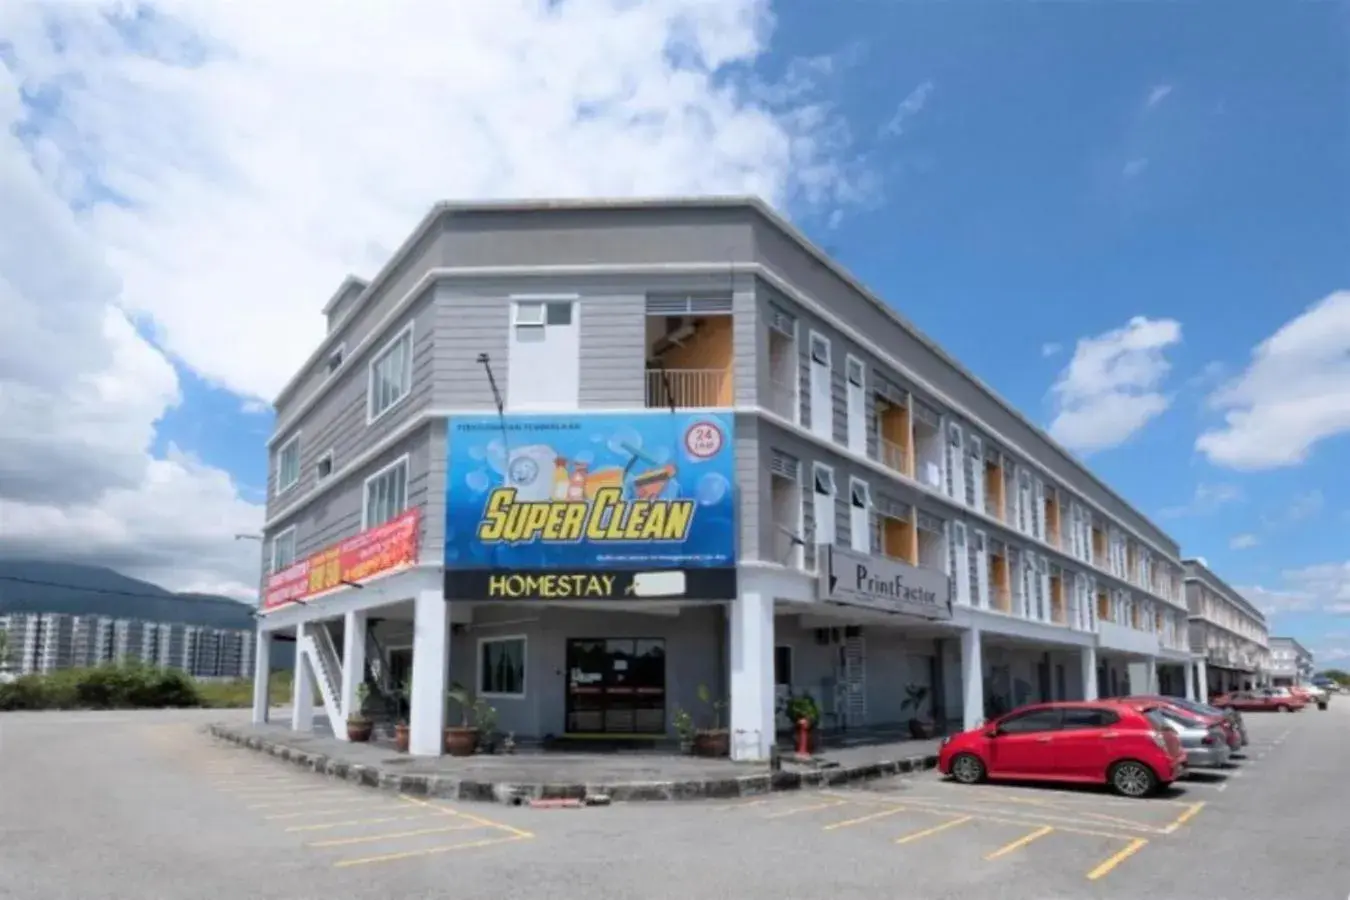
[5,0,1346,648]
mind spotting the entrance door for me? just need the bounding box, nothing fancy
[565,638,667,735]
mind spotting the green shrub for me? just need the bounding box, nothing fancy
[0,663,204,711]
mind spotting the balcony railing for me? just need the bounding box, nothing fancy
[645,369,730,409]
[878,437,911,477]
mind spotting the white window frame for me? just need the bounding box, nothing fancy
[807,330,833,441]
[476,634,527,700]
[274,433,301,496]
[811,462,837,547]
[848,477,871,554]
[269,526,297,574]
[845,354,867,455]
[315,449,335,484]
[326,342,346,376]
[361,454,410,529]
[366,322,414,425]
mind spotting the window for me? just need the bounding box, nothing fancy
[326,344,345,374]
[270,528,297,574]
[808,331,833,441]
[275,435,301,494]
[1060,708,1119,729]
[998,708,1062,734]
[363,456,408,528]
[848,478,871,554]
[478,636,526,698]
[507,297,579,408]
[845,355,866,454]
[315,451,334,482]
[774,645,793,687]
[367,325,413,422]
[812,463,836,546]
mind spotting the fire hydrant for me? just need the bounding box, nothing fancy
[795,717,812,756]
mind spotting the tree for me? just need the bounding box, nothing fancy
[0,628,10,671]
[1317,668,1349,686]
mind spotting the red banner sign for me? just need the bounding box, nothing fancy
[263,508,421,610]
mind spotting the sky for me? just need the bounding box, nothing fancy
[0,1,1346,667]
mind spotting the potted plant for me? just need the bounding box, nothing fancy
[393,680,411,752]
[474,698,499,753]
[672,707,695,754]
[692,684,730,757]
[347,683,374,742]
[783,691,820,753]
[444,683,479,757]
[902,684,934,739]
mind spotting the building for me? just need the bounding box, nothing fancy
[1182,558,1269,696]
[251,197,1194,759]
[1268,636,1314,687]
[0,612,254,679]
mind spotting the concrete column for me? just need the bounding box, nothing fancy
[291,623,315,732]
[729,589,775,762]
[960,628,984,730]
[1183,658,1196,701]
[338,611,368,735]
[409,589,449,756]
[1195,658,1208,700]
[251,629,271,725]
[1080,645,1098,701]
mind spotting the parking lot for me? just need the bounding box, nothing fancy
[2,704,1346,899]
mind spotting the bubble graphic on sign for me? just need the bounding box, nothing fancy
[467,445,486,461]
[696,472,730,506]
[607,426,644,457]
[485,439,508,475]
[465,469,490,493]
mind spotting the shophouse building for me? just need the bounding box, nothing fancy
[1267,636,1315,687]
[252,198,1194,759]
[1182,558,1270,696]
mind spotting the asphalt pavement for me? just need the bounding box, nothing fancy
[1,701,1346,899]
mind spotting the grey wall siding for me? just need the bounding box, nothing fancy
[579,291,646,408]
[267,292,437,522]
[749,218,1176,556]
[757,421,868,560]
[265,423,436,562]
[430,284,510,409]
[734,415,763,561]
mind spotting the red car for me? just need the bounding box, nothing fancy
[1117,696,1242,751]
[938,700,1187,798]
[1212,691,1304,713]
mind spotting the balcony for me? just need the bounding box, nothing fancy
[878,437,911,477]
[766,376,797,421]
[645,368,730,409]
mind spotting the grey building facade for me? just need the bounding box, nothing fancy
[1183,558,1270,696]
[1268,636,1315,686]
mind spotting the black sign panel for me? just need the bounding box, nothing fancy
[444,567,737,602]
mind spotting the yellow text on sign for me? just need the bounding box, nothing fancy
[475,488,694,544]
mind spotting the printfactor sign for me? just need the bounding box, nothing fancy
[443,412,737,601]
[817,545,953,620]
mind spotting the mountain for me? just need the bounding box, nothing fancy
[0,560,256,630]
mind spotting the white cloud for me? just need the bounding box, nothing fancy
[1040,342,1062,358]
[0,1,864,595]
[1229,533,1259,550]
[1158,482,1242,519]
[1145,84,1173,109]
[1286,490,1325,522]
[1047,316,1183,453]
[881,79,934,137]
[1242,561,1350,617]
[1197,291,1350,469]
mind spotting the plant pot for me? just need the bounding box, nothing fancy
[678,738,694,755]
[693,729,730,758]
[908,719,935,740]
[394,723,410,753]
[444,726,479,757]
[347,718,374,742]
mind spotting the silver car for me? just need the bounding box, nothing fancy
[1156,707,1231,768]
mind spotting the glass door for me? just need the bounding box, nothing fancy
[565,638,666,735]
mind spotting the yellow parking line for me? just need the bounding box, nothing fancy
[396,794,534,840]
[715,798,770,812]
[823,806,911,831]
[286,813,441,833]
[308,823,482,848]
[985,825,1054,860]
[1161,801,1206,834]
[250,796,370,811]
[822,796,1137,841]
[764,799,848,819]
[896,798,1164,834]
[223,786,333,797]
[895,815,972,845]
[333,834,528,868]
[266,805,394,821]
[1086,837,1148,881]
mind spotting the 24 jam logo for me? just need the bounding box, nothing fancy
[684,420,724,460]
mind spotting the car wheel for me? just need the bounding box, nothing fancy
[1108,760,1157,798]
[1277,704,1290,713]
[950,753,986,785]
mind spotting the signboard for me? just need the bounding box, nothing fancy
[444,412,737,601]
[262,509,421,610]
[817,545,952,620]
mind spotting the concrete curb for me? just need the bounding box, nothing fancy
[205,723,939,805]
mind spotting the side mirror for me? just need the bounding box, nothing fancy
[984,726,1001,738]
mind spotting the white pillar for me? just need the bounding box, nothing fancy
[409,589,449,756]
[1126,658,1157,695]
[291,623,315,732]
[960,628,984,731]
[251,629,271,725]
[1080,645,1098,701]
[338,611,368,735]
[1195,658,1208,700]
[729,590,775,762]
[1183,658,1196,701]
